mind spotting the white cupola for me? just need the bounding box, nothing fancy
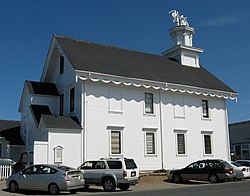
[162,10,204,68]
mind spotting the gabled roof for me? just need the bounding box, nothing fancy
[26,80,59,96]
[54,35,235,94]
[0,120,25,145]
[41,115,81,129]
[30,105,52,127]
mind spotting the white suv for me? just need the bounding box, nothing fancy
[78,157,139,191]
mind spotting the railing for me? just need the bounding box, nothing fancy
[0,165,12,180]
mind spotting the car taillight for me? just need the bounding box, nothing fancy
[242,168,246,172]
[63,174,69,181]
[123,171,127,177]
[223,168,231,173]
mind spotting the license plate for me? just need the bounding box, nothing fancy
[73,176,80,180]
[131,171,136,177]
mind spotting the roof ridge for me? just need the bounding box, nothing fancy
[54,34,163,58]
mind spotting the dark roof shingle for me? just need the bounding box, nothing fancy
[41,115,81,129]
[55,35,235,93]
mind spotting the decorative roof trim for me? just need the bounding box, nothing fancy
[77,71,237,100]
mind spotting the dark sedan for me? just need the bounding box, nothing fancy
[168,159,236,183]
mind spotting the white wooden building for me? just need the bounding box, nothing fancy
[17,19,237,170]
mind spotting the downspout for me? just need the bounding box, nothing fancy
[159,90,164,169]
[83,81,87,162]
[224,100,231,161]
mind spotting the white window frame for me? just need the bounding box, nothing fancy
[201,130,213,156]
[142,128,158,156]
[144,92,155,116]
[107,125,124,157]
[174,129,187,156]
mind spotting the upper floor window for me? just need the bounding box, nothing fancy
[59,94,64,116]
[145,92,154,114]
[202,100,209,118]
[60,55,64,75]
[70,87,75,113]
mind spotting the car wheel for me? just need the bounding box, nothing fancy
[118,184,130,191]
[48,183,60,195]
[9,180,19,192]
[69,189,77,194]
[103,177,116,192]
[172,173,182,183]
[208,174,218,183]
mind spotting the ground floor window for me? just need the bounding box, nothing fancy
[111,131,121,155]
[201,131,213,156]
[146,132,156,155]
[174,129,187,156]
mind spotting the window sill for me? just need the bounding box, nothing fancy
[143,113,156,117]
[174,115,185,119]
[176,154,187,157]
[109,111,123,115]
[201,117,211,121]
[203,154,213,157]
[144,154,158,158]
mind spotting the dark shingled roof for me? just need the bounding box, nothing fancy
[30,105,52,126]
[55,35,235,93]
[41,115,81,129]
[26,80,59,96]
[0,120,25,145]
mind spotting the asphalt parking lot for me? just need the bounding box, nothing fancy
[0,174,213,195]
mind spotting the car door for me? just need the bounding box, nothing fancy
[181,162,199,180]
[31,165,58,191]
[80,161,106,184]
[196,162,210,181]
[18,165,39,190]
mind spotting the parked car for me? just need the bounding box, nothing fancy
[0,158,15,165]
[234,160,250,168]
[6,164,85,195]
[230,162,250,180]
[12,151,33,173]
[168,159,236,183]
[78,157,139,191]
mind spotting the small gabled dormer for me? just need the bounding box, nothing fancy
[162,10,204,68]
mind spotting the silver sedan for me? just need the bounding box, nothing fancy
[6,164,85,195]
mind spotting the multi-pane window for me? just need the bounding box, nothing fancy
[202,100,209,118]
[111,131,121,154]
[145,93,154,114]
[146,132,155,154]
[70,87,75,113]
[59,94,64,116]
[204,135,212,154]
[177,133,186,155]
[60,55,64,75]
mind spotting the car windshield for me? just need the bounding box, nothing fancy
[125,159,137,169]
[222,161,232,168]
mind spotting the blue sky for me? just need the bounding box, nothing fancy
[0,0,249,123]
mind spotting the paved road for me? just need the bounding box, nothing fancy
[1,179,250,196]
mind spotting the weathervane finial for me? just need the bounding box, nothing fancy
[169,10,189,27]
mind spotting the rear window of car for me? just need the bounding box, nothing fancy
[125,159,137,169]
[107,161,122,169]
[57,166,75,171]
